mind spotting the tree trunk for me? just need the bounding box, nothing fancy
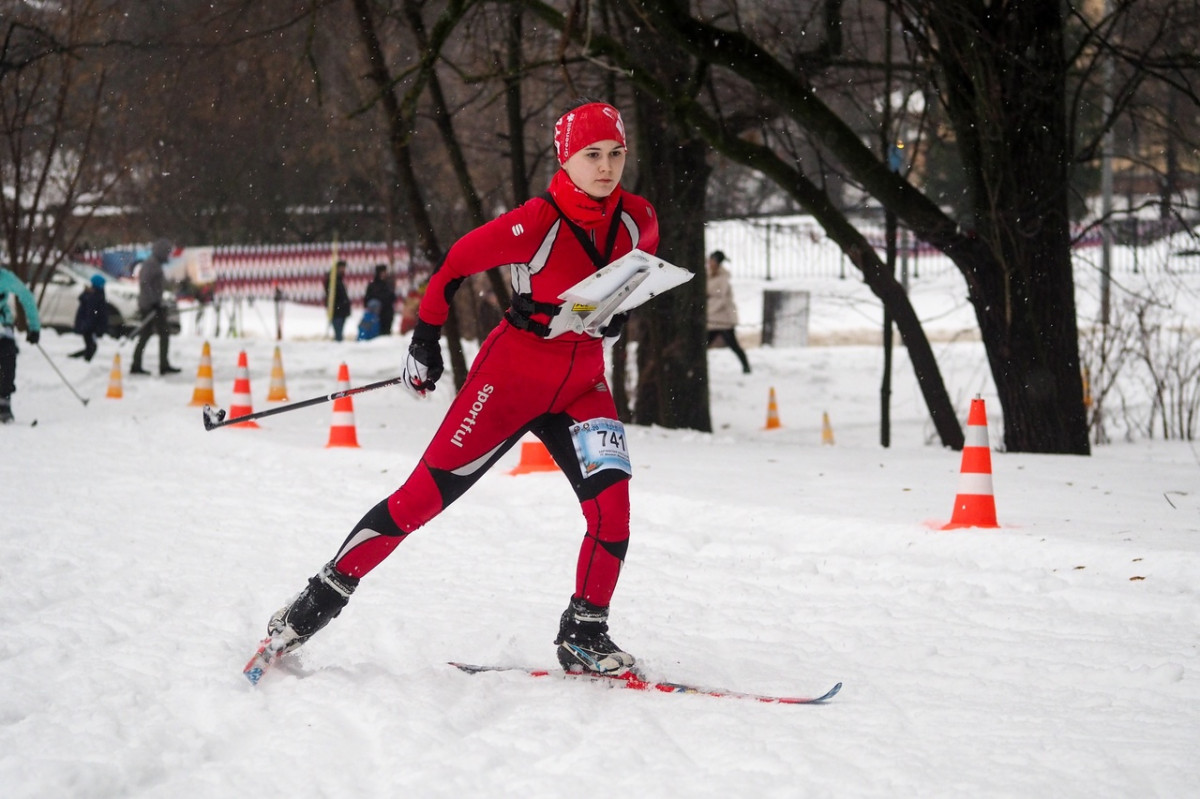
[504,9,531,205]
[930,3,1089,453]
[629,76,712,431]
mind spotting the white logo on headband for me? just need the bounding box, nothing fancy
[606,107,626,144]
[554,104,625,164]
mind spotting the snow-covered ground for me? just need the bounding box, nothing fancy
[2,255,1198,798]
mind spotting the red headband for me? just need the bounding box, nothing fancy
[553,103,627,165]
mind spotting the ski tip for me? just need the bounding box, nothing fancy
[243,637,279,685]
[813,682,842,703]
[769,681,842,704]
[448,661,486,674]
[448,661,554,677]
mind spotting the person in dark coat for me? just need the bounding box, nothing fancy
[326,260,352,342]
[363,264,397,335]
[69,274,109,362]
[131,238,180,375]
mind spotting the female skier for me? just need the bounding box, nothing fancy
[262,100,659,675]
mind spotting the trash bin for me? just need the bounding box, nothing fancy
[761,289,810,347]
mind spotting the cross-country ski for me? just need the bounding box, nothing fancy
[448,662,842,704]
[242,637,284,686]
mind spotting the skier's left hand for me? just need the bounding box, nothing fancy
[403,320,443,395]
[26,329,39,345]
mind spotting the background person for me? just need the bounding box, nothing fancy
[364,264,396,335]
[705,250,751,374]
[69,274,108,362]
[357,299,382,341]
[131,239,180,375]
[326,260,351,341]
[0,266,42,423]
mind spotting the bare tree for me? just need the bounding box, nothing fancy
[566,1,1063,452]
[0,1,125,290]
[611,0,1200,454]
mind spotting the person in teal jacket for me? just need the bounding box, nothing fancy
[0,266,42,424]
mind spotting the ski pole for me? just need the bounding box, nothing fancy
[202,374,409,431]
[36,343,90,406]
[119,304,198,346]
[119,311,156,344]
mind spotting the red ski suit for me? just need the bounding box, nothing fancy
[331,174,659,609]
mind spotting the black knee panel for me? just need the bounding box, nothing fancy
[575,467,629,502]
[352,498,406,537]
[599,536,629,562]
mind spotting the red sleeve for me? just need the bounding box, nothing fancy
[417,199,557,326]
[624,195,660,257]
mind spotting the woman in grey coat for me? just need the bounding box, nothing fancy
[705,251,751,374]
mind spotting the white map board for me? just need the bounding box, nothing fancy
[547,249,694,337]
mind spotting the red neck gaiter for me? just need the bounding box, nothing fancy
[547,169,623,231]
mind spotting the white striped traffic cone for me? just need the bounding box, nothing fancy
[764,387,782,429]
[106,353,123,399]
[942,397,998,529]
[189,341,216,406]
[325,362,359,447]
[267,346,289,402]
[227,351,260,428]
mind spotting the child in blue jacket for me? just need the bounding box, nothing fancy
[70,274,108,362]
[357,299,382,341]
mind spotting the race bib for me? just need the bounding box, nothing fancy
[570,418,631,477]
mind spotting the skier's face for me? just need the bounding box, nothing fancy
[563,140,626,199]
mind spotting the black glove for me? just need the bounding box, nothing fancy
[600,312,627,339]
[403,320,443,394]
[26,329,39,345]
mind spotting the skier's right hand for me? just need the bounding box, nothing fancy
[403,319,443,395]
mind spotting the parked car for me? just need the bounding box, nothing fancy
[38,261,180,337]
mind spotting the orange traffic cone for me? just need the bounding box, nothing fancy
[326,362,360,448]
[226,351,260,428]
[764,387,782,429]
[509,436,558,474]
[267,346,289,402]
[189,341,216,406]
[943,397,999,529]
[106,353,123,399]
[821,411,835,445]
